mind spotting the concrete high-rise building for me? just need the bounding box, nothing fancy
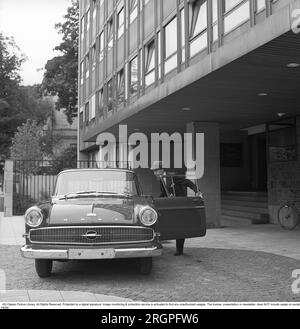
[78,0,300,227]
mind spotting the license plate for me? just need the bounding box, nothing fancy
[69,249,116,260]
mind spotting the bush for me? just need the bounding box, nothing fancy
[13,193,36,215]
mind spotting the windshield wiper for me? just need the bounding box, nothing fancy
[59,191,133,200]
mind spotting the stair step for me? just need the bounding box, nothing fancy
[221,215,253,226]
[221,209,270,224]
[222,199,268,208]
[222,191,267,197]
[222,195,268,203]
[222,204,268,214]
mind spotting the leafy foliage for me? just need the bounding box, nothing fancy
[42,0,79,124]
[10,120,44,161]
[0,34,53,159]
[0,33,26,159]
[52,145,78,172]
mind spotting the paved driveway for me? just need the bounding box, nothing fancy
[1,213,300,302]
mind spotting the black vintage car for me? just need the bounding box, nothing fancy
[21,168,206,277]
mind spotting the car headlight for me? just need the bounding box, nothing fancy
[24,207,43,228]
[139,206,158,227]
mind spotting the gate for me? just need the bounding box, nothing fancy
[13,160,67,215]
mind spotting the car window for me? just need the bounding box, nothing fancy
[55,171,139,196]
[134,168,165,198]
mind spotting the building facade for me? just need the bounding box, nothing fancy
[78,0,300,227]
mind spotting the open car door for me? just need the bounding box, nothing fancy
[134,169,206,241]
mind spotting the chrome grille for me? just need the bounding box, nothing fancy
[29,226,155,245]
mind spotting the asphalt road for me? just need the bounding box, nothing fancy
[1,244,300,302]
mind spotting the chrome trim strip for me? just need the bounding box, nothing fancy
[157,206,205,210]
[29,226,155,246]
[21,246,162,260]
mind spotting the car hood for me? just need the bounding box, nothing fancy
[49,198,135,226]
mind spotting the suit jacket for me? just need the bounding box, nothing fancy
[167,176,198,197]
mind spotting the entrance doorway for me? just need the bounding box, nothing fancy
[248,133,268,191]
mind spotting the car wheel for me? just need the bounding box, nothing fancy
[35,259,53,278]
[137,257,152,275]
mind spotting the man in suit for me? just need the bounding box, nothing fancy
[169,176,198,256]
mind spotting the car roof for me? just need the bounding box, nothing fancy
[60,168,135,174]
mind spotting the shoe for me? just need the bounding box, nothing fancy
[174,251,183,256]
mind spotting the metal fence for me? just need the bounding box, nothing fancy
[0,161,4,212]
[12,160,133,215]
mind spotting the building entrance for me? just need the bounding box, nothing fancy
[248,133,268,192]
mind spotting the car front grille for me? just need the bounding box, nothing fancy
[29,226,155,245]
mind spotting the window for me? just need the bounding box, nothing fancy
[130,56,138,96]
[180,9,186,63]
[189,0,208,57]
[79,110,84,127]
[85,53,90,79]
[92,44,96,71]
[223,0,244,12]
[86,9,90,30]
[145,40,155,87]
[98,89,104,117]
[255,0,266,12]
[130,0,138,24]
[223,0,250,34]
[80,16,85,41]
[86,9,90,46]
[85,102,89,123]
[92,0,96,38]
[107,17,114,51]
[157,31,161,79]
[99,32,104,62]
[164,17,177,75]
[117,69,125,104]
[107,79,114,112]
[212,0,219,42]
[80,61,84,85]
[117,7,125,39]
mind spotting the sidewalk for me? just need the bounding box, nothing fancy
[185,223,300,261]
[0,290,133,303]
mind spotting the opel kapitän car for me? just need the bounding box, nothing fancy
[21,168,206,277]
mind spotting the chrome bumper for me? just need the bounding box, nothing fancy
[21,245,162,260]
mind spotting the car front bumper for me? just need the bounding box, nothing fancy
[21,245,162,260]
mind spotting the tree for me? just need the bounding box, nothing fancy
[0,34,53,160]
[52,145,78,172]
[42,0,79,124]
[0,33,27,159]
[10,120,44,161]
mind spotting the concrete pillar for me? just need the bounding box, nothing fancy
[186,122,221,228]
[4,160,13,217]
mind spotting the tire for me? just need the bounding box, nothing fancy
[35,259,53,278]
[278,204,300,230]
[137,257,152,275]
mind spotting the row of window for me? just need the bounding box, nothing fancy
[80,0,274,86]
[80,0,278,124]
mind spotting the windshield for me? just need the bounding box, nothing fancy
[54,170,139,197]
